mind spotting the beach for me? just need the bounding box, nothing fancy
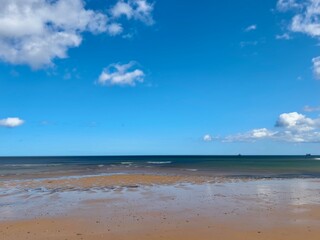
[1,169,320,239]
[1,0,319,239]
[1,156,320,239]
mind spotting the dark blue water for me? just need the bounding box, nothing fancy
[1,155,320,179]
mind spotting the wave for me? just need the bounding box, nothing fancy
[121,162,133,165]
[186,169,198,172]
[147,161,172,164]
[313,158,320,160]
[1,173,126,183]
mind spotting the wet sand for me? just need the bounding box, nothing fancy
[1,174,320,239]
[0,173,212,189]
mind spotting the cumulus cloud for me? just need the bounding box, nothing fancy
[110,0,154,25]
[287,0,320,37]
[0,0,154,69]
[244,24,257,32]
[276,0,320,37]
[274,112,320,142]
[97,61,145,86]
[275,112,317,131]
[0,0,107,69]
[276,0,320,79]
[0,117,24,128]
[223,112,320,143]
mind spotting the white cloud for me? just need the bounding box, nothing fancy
[244,24,257,32]
[97,61,145,86]
[274,112,320,142]
[225,128,277,142]
[288,0,320,37]
[0,117,24,128]
[110,0,154,25]
[203,134,220,142]
[275,112,317,131]
[276,0,320,37]
[0,0,154,69]
[203,134,213,142]
[107,23,123,36]
[111,1,133,18]
[312,56,320,79]
[0,0,108,69]
[277,0,302,11]
[275,129,320,143]
[304,105,320,112]
[276,33,292,40]
[276,0,320,79]
[223,112,320,143]
[251,128,275,138]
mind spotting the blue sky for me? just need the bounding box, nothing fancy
[0,0,320,156]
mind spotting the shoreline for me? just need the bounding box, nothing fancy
[2,155,320,181]
[2,164,320,182]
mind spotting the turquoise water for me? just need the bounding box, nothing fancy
[1,155,320,179]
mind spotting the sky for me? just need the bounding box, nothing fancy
[0,0,320,156]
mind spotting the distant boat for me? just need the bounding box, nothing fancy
[237,154,242,157]
[305,154,312,157]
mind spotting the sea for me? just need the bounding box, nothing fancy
[1,155,320,180]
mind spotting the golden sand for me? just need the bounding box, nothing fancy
[1,206,320,240]
[0,174,213,189]
[1,174,320,240]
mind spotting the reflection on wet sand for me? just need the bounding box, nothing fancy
[1,174,320,239]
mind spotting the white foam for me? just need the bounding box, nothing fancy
[1,172,125,184]
[147,161,172,164]
[186,169,198,172]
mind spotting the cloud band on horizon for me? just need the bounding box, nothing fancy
[204,112,320,143]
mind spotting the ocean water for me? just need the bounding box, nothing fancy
[1,155,320,179]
